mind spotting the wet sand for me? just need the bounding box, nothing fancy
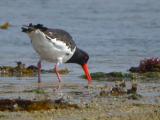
[0,97,159,120]
[0,81,159,120]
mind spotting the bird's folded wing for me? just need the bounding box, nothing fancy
[45,35,72,53]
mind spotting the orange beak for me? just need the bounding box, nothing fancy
[82,64,92,84]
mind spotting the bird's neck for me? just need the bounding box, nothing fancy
[66,47,82,65]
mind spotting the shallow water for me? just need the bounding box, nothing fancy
[1,0,160,71]
[0,0,160,99]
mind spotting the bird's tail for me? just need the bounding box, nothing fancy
[21,23,47,32]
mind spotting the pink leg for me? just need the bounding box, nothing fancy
[37,60,41,83]
[54,63,63,96]
[54,63,62,83]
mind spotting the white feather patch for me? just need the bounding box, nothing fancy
[28,29,76,63]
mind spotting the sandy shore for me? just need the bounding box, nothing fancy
[0,81,159,120]
[0,97,159,120]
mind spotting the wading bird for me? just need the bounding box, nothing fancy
[22,24,92,89]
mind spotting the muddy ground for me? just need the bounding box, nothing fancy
[0,79,159,120]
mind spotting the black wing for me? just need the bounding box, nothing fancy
[44,28,76,51]
[22,23,76,51]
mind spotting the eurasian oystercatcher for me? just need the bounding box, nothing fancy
[22,24,92,87]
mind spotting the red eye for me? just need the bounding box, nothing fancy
[84,56,89,61]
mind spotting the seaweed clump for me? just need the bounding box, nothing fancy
[0,98,79,112]
[0,61,70,77]
[0,22,11,30]
[0,62,36,77]
[99,80,140,98]
[99,80,126,96]
[81,72,132,81]
[129,58,160,73]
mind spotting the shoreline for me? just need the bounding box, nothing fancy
[0,81,159,120]
[0,96,159,120]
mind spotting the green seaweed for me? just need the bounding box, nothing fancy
[128,94,142,100]
[90,72,107,79]
[141,72,160,78]
[82,71,160,82]
[81,72,133,81]
[32,89,46,94]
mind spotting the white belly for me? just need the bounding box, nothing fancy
[29,30,75,63]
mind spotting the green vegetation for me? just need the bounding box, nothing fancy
[81,72,133,81]
[128,93,142,100]
[31,89,46,94]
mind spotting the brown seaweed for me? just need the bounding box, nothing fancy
[129,58,160,73]
[0,22,11,30]
[0,62,70,77]
[0,98,79,112]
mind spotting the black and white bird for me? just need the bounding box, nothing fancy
[22,24,92,86]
